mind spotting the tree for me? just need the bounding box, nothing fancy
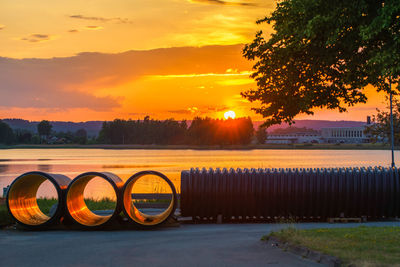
[37,120,52,140]
[0,121,15,144]
[15,129,32,144]
[54,131,75,143]
[255,126,267,144]
[365,97,400,145]
[98,117,254,146]
[98,118,187,145]
[74,128,88,144]
[243,0,400,126]
[187,117,254,145]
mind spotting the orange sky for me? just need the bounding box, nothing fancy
[0,0,390,122]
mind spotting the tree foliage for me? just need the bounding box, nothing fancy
[14,129,32,144]
[0,121,15,144]
[255,126,267,144]
[98,117,187,145]
[365,98,400,145]
[243,0,400,126]
[98,117,254,146]
[74,129,88,144]
[188,117,254,145]
[37,120,52,138]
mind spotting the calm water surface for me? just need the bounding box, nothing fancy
[0,149,397,198]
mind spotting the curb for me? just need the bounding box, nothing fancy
[266,236,342,267]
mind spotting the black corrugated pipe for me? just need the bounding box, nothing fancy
[181,167,400,221]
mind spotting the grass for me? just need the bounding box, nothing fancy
[37,198,58,213]
[132,199,172,203]
[0,198,117,227]
[84,197,116,210]
[0,197,174,227]
[265,226,400,266]
[0,203,14,226]
[0,197,172,227]
[36,197,117,213]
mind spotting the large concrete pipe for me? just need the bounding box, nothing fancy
[6,171,71,228]
[65,172,123,227]
[181,167,400,221]
[123,171,177,227]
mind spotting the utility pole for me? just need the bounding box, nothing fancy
[389,78,395,167]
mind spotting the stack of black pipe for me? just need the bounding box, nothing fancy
[180,167,400,221]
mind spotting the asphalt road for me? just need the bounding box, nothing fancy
[0,221,399,267]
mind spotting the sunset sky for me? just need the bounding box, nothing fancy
[0,0,389,122]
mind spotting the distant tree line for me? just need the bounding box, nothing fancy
[98,116,255,146]
[0,116,259,146]
[98,116,187,145]
[0,120,90,145]
[3,114,398,146]
[188,117,254,145]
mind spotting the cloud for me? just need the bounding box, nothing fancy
[128,112,154,116]
[169,106,230,115]
[168,109,192,114]
[217,78,254,86]
[68,26,102,32]
[169,107,210,115]
[169,107,199,115]
[0,74,120,111]
[85,25,103,30]
[0,44,251,112]
[189,0,257,6]
[69,14,132,24]
[207,106,229,112]
[147,71,252,79]
[0,25,4,30]
[188,107,199,113]
[21,34,53,43]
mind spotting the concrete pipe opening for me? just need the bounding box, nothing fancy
[66,172,123,227]
[6,171,71,228]
[123,171,177,227]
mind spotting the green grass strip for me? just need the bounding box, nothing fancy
[0,198,118,227]
[0,204,14,226]
[265,226,400,266]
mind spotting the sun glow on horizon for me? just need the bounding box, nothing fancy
[224,110,236,119]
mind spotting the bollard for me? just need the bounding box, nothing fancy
[3,185,9,198]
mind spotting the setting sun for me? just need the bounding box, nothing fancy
[224,110,236,119]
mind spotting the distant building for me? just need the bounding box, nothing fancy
[266,132,322,144]
[320,126,368,143]
[320,116,371,144]
[266,116,372,144]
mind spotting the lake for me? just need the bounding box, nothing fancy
[0,149,397,199]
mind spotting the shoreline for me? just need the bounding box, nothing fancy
[0,143,396,150]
